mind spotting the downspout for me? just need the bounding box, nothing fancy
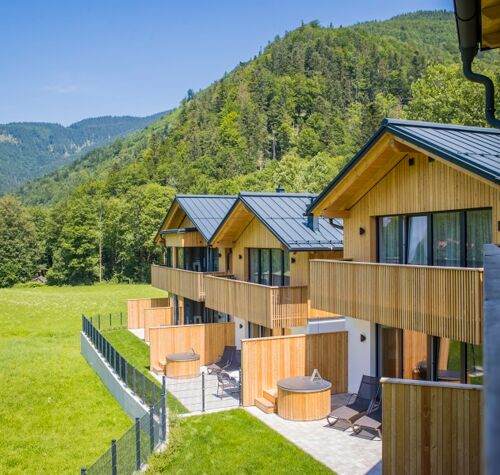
[461,48,500,128]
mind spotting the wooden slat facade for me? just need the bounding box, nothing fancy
[205,275,308,328]
[143,307,174,342]
[241,332,348,406]
[127,297,170,329]
[382,378,482,475]
[151,264,228,301]
[149,322,235,372]
[310,260,484,345]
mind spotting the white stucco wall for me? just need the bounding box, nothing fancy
[345,317,377,393]
[234,317,248,349]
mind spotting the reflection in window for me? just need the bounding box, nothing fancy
[407,216,429,265]
[433,212,461,267]
[466,209,491,267]
[247,248,290,286]
[378,216,400,264]
[467,344,483,384]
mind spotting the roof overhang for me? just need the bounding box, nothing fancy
[154,199,207,244]
[455,0,500,51]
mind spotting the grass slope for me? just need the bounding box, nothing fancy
[103,328,187,414]
[0,283,165,474]
[147,409,333,474]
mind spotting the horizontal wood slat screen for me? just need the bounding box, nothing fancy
[151,264,228,301]
[143,307,174,342]
[241,332,347,406]
[205,276,308,328]
[382,378,482,475]
[149,322,235,372]
[127,297,170,329]
[310,260,484,345]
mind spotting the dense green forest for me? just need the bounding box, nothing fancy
[0,112,165,193]
[1,11,499,287]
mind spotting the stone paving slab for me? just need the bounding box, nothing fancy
[245,397,382,475]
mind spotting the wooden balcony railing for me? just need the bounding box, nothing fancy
[151,264,228,302]
[310,260,484,345]
[204,276,308,328]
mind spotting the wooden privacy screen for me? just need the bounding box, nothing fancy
[241,332,348,406]
[149,322,235,373]
[310,260,484,345]
[382,378,482,475]
[127,298,170,329]
[143,307,174,342]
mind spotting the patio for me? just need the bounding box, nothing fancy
[246,393,382,475]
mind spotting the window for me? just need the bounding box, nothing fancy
[247,248,290,286]
[164,246,173,267]
[378,209,491,268]
[378,216,400,264]
[176,248,184,269]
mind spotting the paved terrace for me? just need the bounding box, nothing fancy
[247,393,382,475]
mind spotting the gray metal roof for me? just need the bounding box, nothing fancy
[175,195,237,242]
[236,192,343,251]
[309,118,500,214]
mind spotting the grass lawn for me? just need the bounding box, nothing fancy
[146,409,333,474]
[0,283,166,474]
[103,328,187,413]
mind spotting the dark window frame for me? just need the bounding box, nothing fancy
[247,248,289,286]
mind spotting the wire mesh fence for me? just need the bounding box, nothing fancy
[81,316,167,474]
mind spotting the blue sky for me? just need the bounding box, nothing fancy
[1,0,451,125]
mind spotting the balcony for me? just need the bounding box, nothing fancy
[204,275,308,328]
[310,260,484,345]
[151,264,228,301]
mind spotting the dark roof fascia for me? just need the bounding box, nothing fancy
[154,197,182,242]
[159,227,198,235]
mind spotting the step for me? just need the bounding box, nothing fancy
[263,388,277,404]
[255,397,276,414]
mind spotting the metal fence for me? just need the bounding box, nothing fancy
[86,312,126,332]
[81,315,167,474]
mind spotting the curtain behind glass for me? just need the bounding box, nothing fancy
[433,212,461,267]
[283,251,290,286]
[407,216,429,265]
[378,216,400,264]
[271,249,283,286]
[466,209,491,267]
[249,249,259,283]
[260,249,271,285]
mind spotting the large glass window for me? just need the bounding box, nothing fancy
[466,209,491,267]
[164,246,173,267]
[407,215,429,265]
[176,248,184,269]
[433,212,461,267]
[378,209,491,268]
[247,248,290,286]
[378,216,400,264]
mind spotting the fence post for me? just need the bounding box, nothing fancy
[120,311,123,326]
[239,368,243,406]
[109,313,112,328]
[111,439,117,475]
[202,372,206,412]
[149,407,154,453]
[80,469,87,475]
[142,374,146,403]
[133,368,137,395]
[152,381,155,406]
[161,376,167,441]
[97,314,100,330]
[135,417,141,471]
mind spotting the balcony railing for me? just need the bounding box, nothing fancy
[151,264,228,301]
[310,260,484,345]
[204,275,308,328]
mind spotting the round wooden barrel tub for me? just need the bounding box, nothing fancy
[277,376,332,421]
[165,352,200,379]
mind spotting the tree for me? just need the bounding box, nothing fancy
[0,196,42,287]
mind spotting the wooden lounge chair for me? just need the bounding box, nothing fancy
[206,346,235,374]
[326,375,380,428]
[352,406,382,438]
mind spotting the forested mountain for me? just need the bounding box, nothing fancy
[2,10,499,287]
[0,112,166,193]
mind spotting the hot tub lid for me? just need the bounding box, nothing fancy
[277,375,332,393]
[166,352,200,362]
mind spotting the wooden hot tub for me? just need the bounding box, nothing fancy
[277,375,332,421]
[165,352,200,379]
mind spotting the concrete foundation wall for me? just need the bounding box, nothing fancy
[81,333,149,420]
